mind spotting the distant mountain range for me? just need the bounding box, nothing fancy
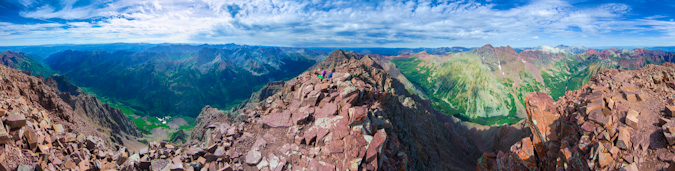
[41,46,328,117]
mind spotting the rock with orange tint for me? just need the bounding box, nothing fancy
[513,137,537,170]
[524,92,560,163]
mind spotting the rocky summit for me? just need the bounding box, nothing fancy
[186,50,480,170]
[478,63,675,170]
[0,64,138,170]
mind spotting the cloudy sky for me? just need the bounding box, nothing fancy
[1,0,674,47]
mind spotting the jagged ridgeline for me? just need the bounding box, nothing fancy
[389,45,675,125]
[0,51,54,77]
[41,46,327,118]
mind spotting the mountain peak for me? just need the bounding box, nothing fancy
[481,44,495,50]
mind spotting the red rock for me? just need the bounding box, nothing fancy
[292,106,314,125]
[326,141,344,154]
[624,93,638,102]
[626,110,639,128]
[213,146,226,157]
[514,137,537,169]
[525,92,560,159]
[0,122,10,144]
[365,129,387,163]
[245,149,262,165]
[64,158,77,169]
[341,87,360,105]
[6,112,27,129]
[666,106,675,117]
[348,106,368,125]
[580,122,595,133]
[598,152,613,168]
[138,161,152,170]
[588,109,608,125]
[53,124,64,133]
[305,116,344,144]
[24,128,38,151]
[245,138,266,165]
[302,91,321,107]
[308,160,335,170]
[37,143,49,153]
[586,99,604,113]
[262,110,292,128]
[315,103,337,118]
[197,157,206,165]
[616,126,631,150]
[663,121,675,145]
[140,147,149,156]
[623,163,638,171]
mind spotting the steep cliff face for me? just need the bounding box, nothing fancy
[479,63,675,170]
[45,75,140,137]
[188,50,483,170]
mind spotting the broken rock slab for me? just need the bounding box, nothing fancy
[6,112,27,129]
[262,110,292,128]
[666,105,675,117]
[0,122,10,144]
[626,110,640,128]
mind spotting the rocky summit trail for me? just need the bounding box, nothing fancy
[479,63,675,170]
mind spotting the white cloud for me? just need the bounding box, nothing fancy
[2,0,675,47]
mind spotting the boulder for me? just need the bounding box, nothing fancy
[598,152,614,168]
[0,122,10,144]
[53,124,64,133]
[245,150,262,165]
[525,92,560,159]
[626,110,639,128]
[616,127,632,150]
[23,128,38,151]
[262,110,292,128]
[6,112,27,129]
[624,92,638,102]
[315,103,338,118]
[588,109,609,125]
[365,129,387,163]
[666,105,675,117]
[663,121,675,145]
[16,165,35,171]
[292,106,313,125]
[140,147,149,156]
[513,137,537,169]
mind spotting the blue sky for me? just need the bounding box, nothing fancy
[1,0,675,47]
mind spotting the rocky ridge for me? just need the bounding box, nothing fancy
[45,75,140,138]
[478,63,675,170]
[185,49,482,170]
[0,64,139,170]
